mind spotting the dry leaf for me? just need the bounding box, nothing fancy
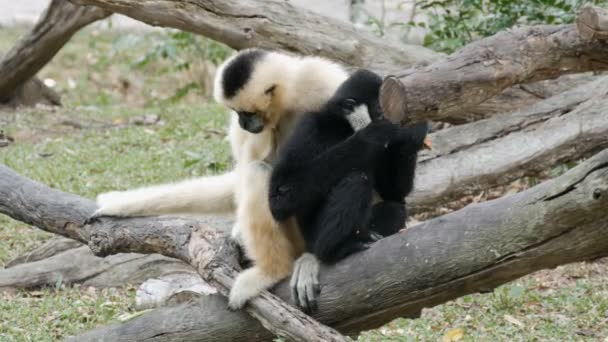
[504,314,525,328]
[442,328,464,342]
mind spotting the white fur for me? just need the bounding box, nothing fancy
[346,104,372,131]
[228,267,277,310]
[94,172,236,217]
[92,49,349,309]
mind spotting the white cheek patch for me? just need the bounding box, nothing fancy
[346,104,372,131]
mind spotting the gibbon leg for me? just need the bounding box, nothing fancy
[373,145,417,202]
[309,171,373,264]
[228,161,300,310]
[368,201,406,237]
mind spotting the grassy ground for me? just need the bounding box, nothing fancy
[1,26,607,341]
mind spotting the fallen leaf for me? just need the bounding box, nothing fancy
[442,328,464,342]
[504,314,525,328]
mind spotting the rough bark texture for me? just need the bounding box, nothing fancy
[0,165,346,342]
[0,245,193,290]
[5,237,81,267]
[0,0,110,104]
[380,7,608,125]
[135,273,216,310]
[577,6,608,41]
[410,75,608,212]
[2,146,608,340]
[68,0,440,74]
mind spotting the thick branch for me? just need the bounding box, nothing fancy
[0,0,110,103]
[577,6,608,41]
[0,245,192,290]
[410,75,608,212]
[68,0,440,73]
[2,145,608,340]
[381,6,608,124]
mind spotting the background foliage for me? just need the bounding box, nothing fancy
[416,0,608,52]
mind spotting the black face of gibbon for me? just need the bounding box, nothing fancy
[269,69,429,264]
[325,69,384,121]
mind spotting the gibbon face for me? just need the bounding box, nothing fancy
[214,49,288,134]
[328,69,384,130]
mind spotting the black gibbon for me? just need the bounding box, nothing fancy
[269,69,429,265]
[89,48,350,309]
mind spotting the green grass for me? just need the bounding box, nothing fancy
[1,25,608,341]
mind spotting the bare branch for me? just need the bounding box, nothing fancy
[410,75,608,212]
[381,6,608,124]
[68,0,440,74]
[577,6,608,41]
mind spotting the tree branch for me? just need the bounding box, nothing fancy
[0,0,111,104]
[68,0,440,74]
[410,75,608,212]
[2,145,608,340]
[381,6,608,124]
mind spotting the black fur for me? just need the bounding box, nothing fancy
[222,49,266,99]
[269,69,428,264]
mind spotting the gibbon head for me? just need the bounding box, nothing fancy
[213,48,290,134]
[326,69,384,131]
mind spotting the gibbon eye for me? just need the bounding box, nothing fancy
[343,98,357,110]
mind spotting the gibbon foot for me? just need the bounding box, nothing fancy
[290,253,321,313]
[228,267,278,310]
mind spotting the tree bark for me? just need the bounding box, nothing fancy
[1,145,608,340]
[380,6,608,124]
[0,245,193,290]
[577,6,608,41]
[68,0,440,74]
[410,75,608,212]
[0,0,110,105]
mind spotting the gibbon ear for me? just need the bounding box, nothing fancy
[264,84,277,95]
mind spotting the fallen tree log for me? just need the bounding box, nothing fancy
[5,237,81,267]
[2,237,216,310]
[380,6,608,124]
[68,0,440,73]
[1,144,607,340]
[0,245,193,290]
[0,0,110,105]
[411,75,608,212]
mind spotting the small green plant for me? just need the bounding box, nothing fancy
[129,30,231,69]
[414,0,608,53]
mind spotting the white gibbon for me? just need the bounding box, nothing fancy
[91,48,349,309]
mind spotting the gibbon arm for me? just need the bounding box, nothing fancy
[93,171,237,217]
[270,121,399,220]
